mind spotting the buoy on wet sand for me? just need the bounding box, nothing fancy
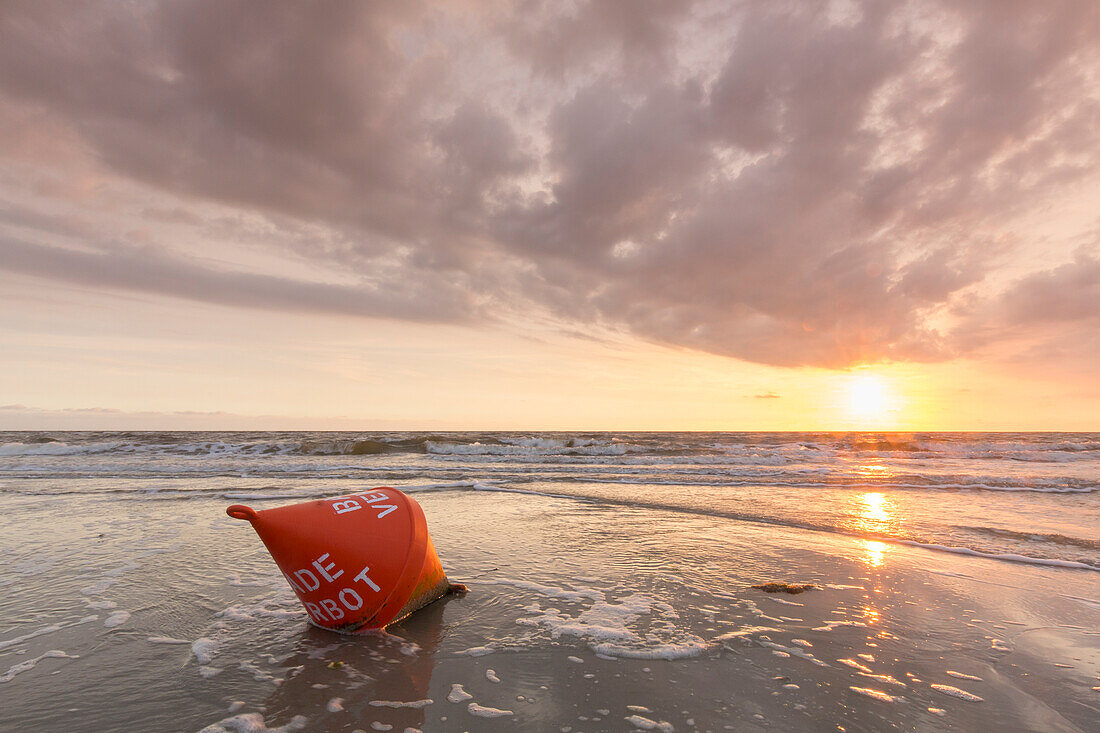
[227,487,464,632]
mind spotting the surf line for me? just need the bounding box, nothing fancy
[409,482,1100,572]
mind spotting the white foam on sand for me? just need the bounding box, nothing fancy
[0,650,79,683]
[757,640,829,667]
[486,578,604,602]
[812,620,868,632]
[104,610,130,629]
[447,684,473,703]
[931,683,984,701]
[714,625,780,643]
[592,640,709,660]
[837,658,874,674]
[467,703,513,718]
[80,578,118,596]
[197,713,308,733]
[238,661,281,686]
[861,673,907,688]
[514,585,706,660]
[214,590,304,623]
[849,686,902,703]
[369,699,433,709]
[192,638,221,664]
[624,714,674,731]
[0,624,63,651]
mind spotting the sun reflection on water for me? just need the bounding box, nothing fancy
[854,462,892,478]
[861,539,888,567]
[862,492,889,522]
[851,489,896,567]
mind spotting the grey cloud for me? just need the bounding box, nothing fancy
[500,0,693,80]
[951,249,1100,375]
[0,0,1097,369]
[1000,252,1100,326]
[0,237,475,323]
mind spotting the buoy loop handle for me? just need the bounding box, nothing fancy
[226,504,258,521]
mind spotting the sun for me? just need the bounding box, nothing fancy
[846,374,892,421]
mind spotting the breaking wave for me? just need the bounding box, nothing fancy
[2,430,1097,569]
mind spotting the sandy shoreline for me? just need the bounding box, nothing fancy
[2,486,1098,732]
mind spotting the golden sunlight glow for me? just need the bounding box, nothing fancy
[853,462,892,478]
[862,492,889,522]
[847,374,889,418]
[851,490,895,535]
[861,539,888,568]
[851,491,895,567]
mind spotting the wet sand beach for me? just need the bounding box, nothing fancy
[3,481,1098,731]
[1,432,1098,732]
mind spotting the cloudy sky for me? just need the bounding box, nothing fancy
[1,0,1097,430]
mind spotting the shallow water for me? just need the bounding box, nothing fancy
[2,431,1097,567]
[1,433,1099,732]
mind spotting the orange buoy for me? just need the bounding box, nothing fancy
[227,487,460,632]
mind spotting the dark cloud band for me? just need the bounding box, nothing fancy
[0,0,1096,368]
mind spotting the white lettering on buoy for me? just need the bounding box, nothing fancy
[282,544,392,626]
[339,588,363,610]
[320,598,344,619]
[283,570,305,593]
[294,562,376,624]
[331,492,399,520]
[293,568,321,591]
[354,565,381,592]
[312,553,344,582]
[332,499,362,514]
[360,492,398,518]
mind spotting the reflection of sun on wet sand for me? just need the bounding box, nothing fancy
[861,539,889,567]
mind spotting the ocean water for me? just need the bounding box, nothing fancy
[2,431,1097,569]
[2,431,1099,732]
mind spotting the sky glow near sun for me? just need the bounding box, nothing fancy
[845,375,893,424]
[0,1,1098,431]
